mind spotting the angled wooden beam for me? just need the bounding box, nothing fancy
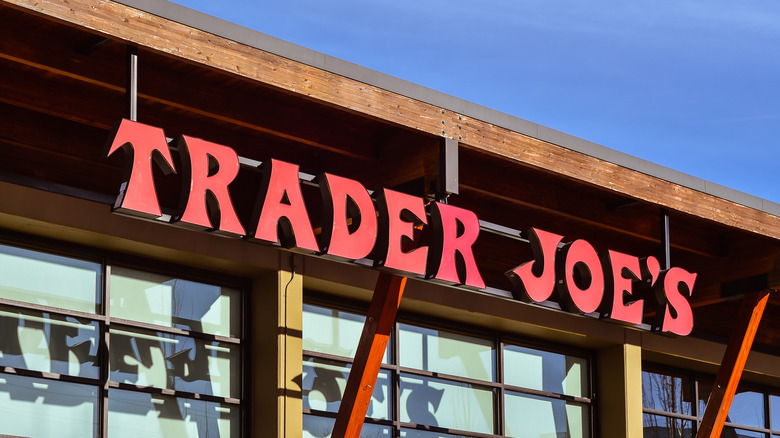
[696,289,772,438]
[332,272,406,438]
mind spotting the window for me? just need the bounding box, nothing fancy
[302,300,592,437]
[0,243,243,437]
[643,364,780,437]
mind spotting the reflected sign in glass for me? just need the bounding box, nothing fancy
[0,306,99,378]
[109,327,239,398]
[0,374,98,438]
[108,389,237,438]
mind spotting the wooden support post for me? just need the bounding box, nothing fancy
[696,290,772,438]
[332,272,407,438]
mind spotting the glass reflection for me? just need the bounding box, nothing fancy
[303,304,389,362]
[108,389,237,438]
[504,391,588,438]
[0,244,100,313]
[399,374,494,434]
[110,267,239,337]
[643,413,694,438]
[0,373,98,437]
[698,382,764,428]
[0,307,99,378]
[302,414,391,438]
[504,344,588,397]
[110,328,238,398]
[302,357,390,420]
[399,323,494,382]
[722,427,765,438]
[642,370,693,416]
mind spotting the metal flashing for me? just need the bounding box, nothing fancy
[111,0,780,217]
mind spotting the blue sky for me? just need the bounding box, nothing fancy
[172,0,780,203]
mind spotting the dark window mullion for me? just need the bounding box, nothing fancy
[497,336,505,436]
[99,262,111,438]
[393,319,401,438]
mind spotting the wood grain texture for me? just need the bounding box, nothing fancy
[332,272,406,438]
[696,290,771,438]
[3,0,780,242]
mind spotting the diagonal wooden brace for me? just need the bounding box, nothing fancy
[696,289,772,438]
[331,272,407,438]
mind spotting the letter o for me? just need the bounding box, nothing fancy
[556,239,605,314]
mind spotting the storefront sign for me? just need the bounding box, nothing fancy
[104,119,697,335]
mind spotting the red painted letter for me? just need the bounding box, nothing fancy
[506,228,563,303]
[104,119,176,218]
[173,136,245,236]
[374,189,428,276]
[251,159,318,252]
[601,250,644,324]
[427,202,485,289]
[319,173,377,260]
[655,267,697,336]
[556,239,604,314]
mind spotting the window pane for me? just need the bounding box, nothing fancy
[504,344,588,397]
[110,267,240,337]
[505,391,588,438]
[698,381,764,428]
[302,357,391,420]
[643,413,694,438]
[108,389,237,438]
[0,306,99,378]
[302,414,391,438]
[642,369,692,415]
[400,374,494,434]
[771,395,780,431]
[303,304,389,362]
[399,323,494,382]
[110,328,239,398]
[0,373,98,437]
[723,427,766,438]
[0,244,100,313]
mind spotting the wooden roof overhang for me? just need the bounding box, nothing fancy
[2,0,780,352]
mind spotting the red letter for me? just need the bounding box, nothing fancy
[556,239,604,314]
[655,267,697,336]
[601,250,644,324]
[426,202,485,289]
[505,228,563,303]
[251,159,318,252]
[104,119,176,218]
[374,189,428,276]
[173,136,245,236]
[319,173,377,260]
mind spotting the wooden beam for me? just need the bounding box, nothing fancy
[332,272,406,438]
[4,0,780,242]
[696,290,772,438]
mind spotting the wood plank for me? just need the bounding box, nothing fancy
[695,290,771,438]
[0,27,379,161]
[332,272,406,438]
[3,0,780,243]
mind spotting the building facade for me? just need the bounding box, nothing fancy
[1,1,780,437]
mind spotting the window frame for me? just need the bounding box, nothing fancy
[303,291,595,438]
[642,362,780,437]
[0,234,248,438]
